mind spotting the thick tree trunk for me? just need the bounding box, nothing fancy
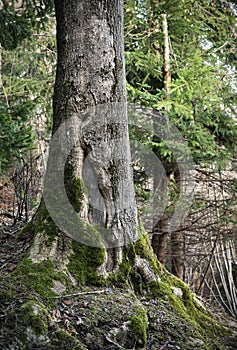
[30,0,137,275]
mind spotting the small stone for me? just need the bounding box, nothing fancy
[51,280,66,294]
[26,327,49,347]
[171,286,183,299]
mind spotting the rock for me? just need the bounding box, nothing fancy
[20,301,50,348]
[26,326,49,347]
[171,286,183,299]
[52,279,67,294]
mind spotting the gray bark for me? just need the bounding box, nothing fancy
[41,0,137,269]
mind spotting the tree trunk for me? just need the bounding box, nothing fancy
[29,0,137,276]
[162,13,171,98]
[171,230,184,279]
[170,171,184,279]
[152,214,169,265]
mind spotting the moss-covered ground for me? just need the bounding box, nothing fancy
[0,222,236,349]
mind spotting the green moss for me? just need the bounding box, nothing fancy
[117,248,134,283]
[37,200,105,249]
[66,177,84,213]
[17,199,61,247]
[106,242,149,292]
[134,221,162,271]
[0,275,19,316]
[148,276,230,342]
[64,162,86,213]
[0,297,50,349]
[130,222,230,344]
[20,301,49,336]
[131,271,146,295]
[119,254,133,279]
[106,224,160,292]
[50,328,88,349]
[13,212,230,349]
[134,227,152,258]
[15,258,70,303]
[130,304,148,347]
[68,241,105,285]
[31,200,60,245]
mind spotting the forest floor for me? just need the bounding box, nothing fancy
[0,220,237,350]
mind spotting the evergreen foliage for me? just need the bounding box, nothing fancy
[0,101,34,172]
[0,18,55,173]
[125,0,237,167]
[0,0,54,50]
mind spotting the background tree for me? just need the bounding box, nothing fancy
[124,0,237,314]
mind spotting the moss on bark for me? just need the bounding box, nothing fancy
[67,241,106,285]
[64,162,86,213]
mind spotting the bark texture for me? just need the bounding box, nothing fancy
[152,214,169,265]
[170,171,184,279]
[31,0,137,273]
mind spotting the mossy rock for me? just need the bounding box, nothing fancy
[130,304,148,347]
[49,327,88,349]
[19,301,50,347]
[15,258,71,303]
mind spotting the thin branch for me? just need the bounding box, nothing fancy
[50,289,112,299]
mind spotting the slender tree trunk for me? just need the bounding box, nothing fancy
[162,13,171,98]
[152,214,169,264]
[170,171,184,279]
[171,230,184,279]
[0,43,9,106]
[29,0,137,275]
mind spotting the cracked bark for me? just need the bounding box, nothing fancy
[30,0,137,273]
